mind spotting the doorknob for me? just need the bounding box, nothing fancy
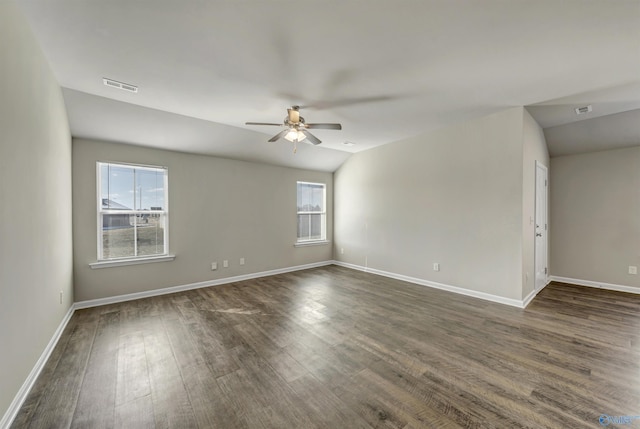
[536,233,542,237]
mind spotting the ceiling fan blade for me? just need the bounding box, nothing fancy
[268,129,290,142]
[246,122,282,126]
[305,123,342,130]
[300,129,321,145]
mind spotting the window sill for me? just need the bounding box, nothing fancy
[294,240,330,248]
[89,254,176,269]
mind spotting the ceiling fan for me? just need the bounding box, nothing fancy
[246,106,342,151]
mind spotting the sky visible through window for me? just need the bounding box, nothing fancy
[101,164,165,211]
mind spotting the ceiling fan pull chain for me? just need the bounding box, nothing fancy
[293,140,297,154]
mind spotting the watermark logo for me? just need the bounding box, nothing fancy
[599,414,640,426]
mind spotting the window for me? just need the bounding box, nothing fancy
[97,162,168,261]
[297,181,326,242]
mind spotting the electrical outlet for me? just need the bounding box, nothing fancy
[223,260,229,268]
[433,263,440,272]
[240,258,245,266]
[59,290,63,304]
[629,266,638,275]
[341,247,344,255]
[211,262,217,270]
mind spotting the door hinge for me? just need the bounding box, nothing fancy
[545,224,548,230]
[545,180,547,186]
[544,267,548,274]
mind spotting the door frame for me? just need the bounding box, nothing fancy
[534,161,549,291]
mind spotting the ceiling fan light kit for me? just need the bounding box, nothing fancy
[284,129,306,143]
[246,105,342,153]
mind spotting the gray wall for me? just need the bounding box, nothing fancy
[73,139,333,301]
[334,108,526,300]
[521,110,550,298]
[550,146,640,289]
[0,0,73,422]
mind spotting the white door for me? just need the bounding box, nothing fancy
[534,162,548,291]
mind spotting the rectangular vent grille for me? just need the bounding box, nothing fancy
[575,105,592,115]
[103,78,138,93]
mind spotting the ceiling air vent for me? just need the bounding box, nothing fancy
[575,105,592,115]
[103,78,138,93]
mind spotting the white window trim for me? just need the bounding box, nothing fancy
[89,254,176,269]
[95,161,170,263]
[296,181,327,244]
[294,240,330,247]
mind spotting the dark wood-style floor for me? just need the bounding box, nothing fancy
[11,265,640,428]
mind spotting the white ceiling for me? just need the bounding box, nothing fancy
[17,0,640,171]
[543,108,640,157]
[63,88,351,171]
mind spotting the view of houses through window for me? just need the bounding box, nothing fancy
[98,162,168,260]
[297,181,326,242]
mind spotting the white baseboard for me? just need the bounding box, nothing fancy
[332,260,528,308]
[0,305,75,429]
[75,260,334,309]
[521,289,538,308]
[549,275,640,295]
[521,277,552,308]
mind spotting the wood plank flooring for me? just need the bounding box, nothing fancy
[11,265,640,428]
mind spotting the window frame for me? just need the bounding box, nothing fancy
[95,161,170,264]
[296,181,327,244]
